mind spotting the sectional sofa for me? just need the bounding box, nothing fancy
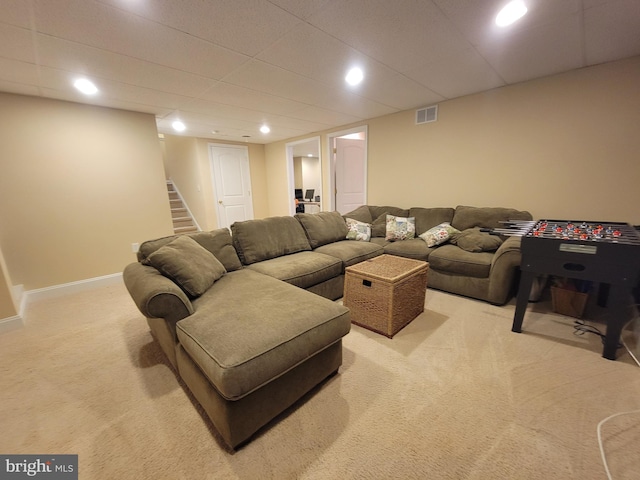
[123,204,531,449]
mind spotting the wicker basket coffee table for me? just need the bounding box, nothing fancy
[343,254,428,337]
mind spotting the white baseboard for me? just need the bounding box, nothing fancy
[0,273,124,334]
[25,272,124,303]
[0,315,24,334]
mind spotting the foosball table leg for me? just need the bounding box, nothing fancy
[512,271,535,333]
[601,285,630,360]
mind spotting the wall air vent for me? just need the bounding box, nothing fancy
[415,105,438,125]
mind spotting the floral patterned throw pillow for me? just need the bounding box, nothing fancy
[418,222,460,247]
[345,218,372,241]
[385,215,416,241]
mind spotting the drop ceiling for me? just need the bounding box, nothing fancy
[1,0,639,144]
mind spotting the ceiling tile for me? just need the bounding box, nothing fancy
[319,90,398,120]
[477,13,584,84]
[198,82,308,115]
[37,65,194,109]
[309,0,470,72]
[0,57,40,85]
[584,0,640,64]
[256,23,366,86]
[0,23,36,63]
[0,0,32,28]
[222,59,333,105]
[287,105,362,126]
[356,68,444,110]
[406,48,505,99]
[36,35,218,97]
[33,0,250,79]
[268,0,338,21]
[98,0,303,57]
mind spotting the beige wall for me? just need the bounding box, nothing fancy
[163,135,269,229]
[367,56,640,223]
[264,56,640,225]
[0,93,173,291]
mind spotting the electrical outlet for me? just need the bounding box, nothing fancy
[131,242,140,253]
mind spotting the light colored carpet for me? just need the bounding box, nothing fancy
[1,281,639,479]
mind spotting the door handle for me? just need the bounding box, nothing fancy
[218,200,223,204]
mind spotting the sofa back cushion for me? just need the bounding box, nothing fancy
[138,229,242,272]
[368,206,410,237]
[451,205,532,231]
[231,216,311,265]
[295,211,349,249]
[409,207,455,235]
[343,205,373,224]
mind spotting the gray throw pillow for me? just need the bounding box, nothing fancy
[147,235,226,297]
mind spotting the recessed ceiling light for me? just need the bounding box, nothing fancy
[73,78,98,95]
[307,154,313,157]
[345,67,364,86]
[260,125,270,134]
[495,1,528,27]
[172,120,186,132]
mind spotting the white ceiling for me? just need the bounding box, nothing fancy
[1,0,639,144]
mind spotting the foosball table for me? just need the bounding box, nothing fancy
[501,219,640,360]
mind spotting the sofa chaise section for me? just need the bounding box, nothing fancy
[124,228,351,449]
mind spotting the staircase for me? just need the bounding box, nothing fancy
[167,180,199,235]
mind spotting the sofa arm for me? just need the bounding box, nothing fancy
[123,262,194,321]
[487,236,523,305]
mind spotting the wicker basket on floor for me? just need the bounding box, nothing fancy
[551,286,589,318]
[344,255,428,337]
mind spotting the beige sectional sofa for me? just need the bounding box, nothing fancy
[123,204,530,449]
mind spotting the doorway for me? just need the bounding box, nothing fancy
[286,137,322,216]
[209,143,254,229]
[327,126,367,214]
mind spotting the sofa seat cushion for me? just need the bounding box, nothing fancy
[427,245,493,278]
[177,269,350,400]
[314,240,383,270]
[383,238,435,261]
[245,251,342,289]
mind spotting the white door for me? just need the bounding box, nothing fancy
[335,137,366,214]
[209,144,253,229]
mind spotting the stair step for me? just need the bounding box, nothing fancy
[175,226,198,233]
[173,219,195,227]
[166,180,198,235]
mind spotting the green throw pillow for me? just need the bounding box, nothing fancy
[450,228,504,252]
[147,235,226,297]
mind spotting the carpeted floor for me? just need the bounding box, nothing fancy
[1,281,639,479]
